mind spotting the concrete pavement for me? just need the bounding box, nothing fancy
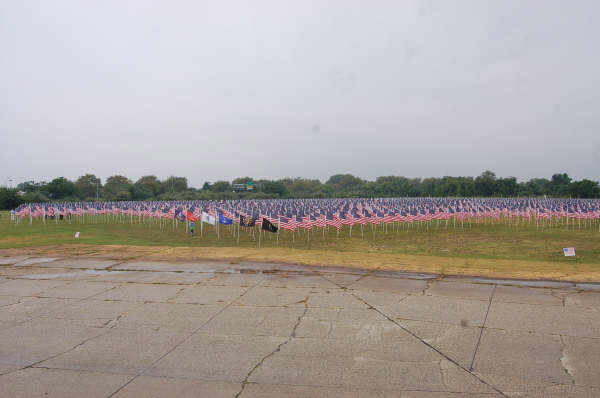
[0,255,599,397]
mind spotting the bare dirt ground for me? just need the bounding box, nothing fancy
[1,255,599,397]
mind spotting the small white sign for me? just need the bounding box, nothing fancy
[74,232,80,239]
[563,247,575,256]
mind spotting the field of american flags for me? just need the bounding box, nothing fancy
[3,197,600,281]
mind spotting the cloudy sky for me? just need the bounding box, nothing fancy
[1,0,598,187]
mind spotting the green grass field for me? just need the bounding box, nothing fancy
[1,212,599,281]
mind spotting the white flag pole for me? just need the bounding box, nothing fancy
[276,216,280,245]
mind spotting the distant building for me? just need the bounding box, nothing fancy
[232,181,256,192]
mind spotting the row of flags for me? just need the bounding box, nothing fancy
[13,197,600,231]
[144,206,279,232]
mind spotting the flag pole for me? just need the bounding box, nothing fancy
[276,216,280,245]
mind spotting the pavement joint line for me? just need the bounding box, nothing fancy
[343,265,384,289]
[316,272,508,397]
[234,294,310,398]
[105,278,263,398]
[469,284,496,371]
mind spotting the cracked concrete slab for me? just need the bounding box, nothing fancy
[472,329,569,383]
[36,281,117,299]
[261,274,340,289]
[279,335,441,363]
[425,281,494,301]
[0,296,76,322]
[486,301,600,338]
[399,319,482,369]
[380,295,490,327]
[0,318,106,367]
[565,291,600,307]
[0,279,68,296]
[350,275,428,293]
[148,333,287,381]
[0,367,132,398]
[202,305,306,337]
[250,354,453,391]
[91,283,183,302]
[560,336,600,388]
[0,258,599,397]
[204,272,267,287]
[111,375,241,397]
[49,298,142,323]
[492,285,564,306]
[41,328,189,375]
[352,289,409,307]
[169,284,249,304]
[113,302,228,332]
[236,286,313,307]
[307,290,370,309]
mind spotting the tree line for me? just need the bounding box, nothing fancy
[0,171,599,210]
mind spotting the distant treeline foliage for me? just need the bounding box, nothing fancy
[0,171,598,210]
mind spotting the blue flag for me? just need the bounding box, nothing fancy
[175,208,185,222]
[218,213,233,225]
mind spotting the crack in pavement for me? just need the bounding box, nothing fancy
[10,300,149,375]
[0,283,122,331]
[235,294,310,398]
[317,272,507,397]
[469,284,496,371]
[559,335,575,385]
[105,280,262,398]
[0,328,112,377]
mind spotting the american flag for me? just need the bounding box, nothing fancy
[563,247,576,256]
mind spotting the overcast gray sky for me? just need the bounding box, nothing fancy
[1,0,598,187]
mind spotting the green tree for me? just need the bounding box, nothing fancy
[17,181,46,193]
[569,179,600,198]
[210,181,231,192]
[131,183,154,200]
[374,176,421,197]
[285,178,324,198]
[0,188,23,210]
[136,175,162,196]
[162,176,188,192]
[522,178,550,196]
[496,177,519,197]
[47,177,78,200]
[550,173,572,196]
[474,171,497,196]
[261,181,288,197]
[75,174,102,200]
[232,177,254,185]
[326,174,366,194]
[104,175,132,200]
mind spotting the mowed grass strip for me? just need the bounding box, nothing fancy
[1,212,599,281]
